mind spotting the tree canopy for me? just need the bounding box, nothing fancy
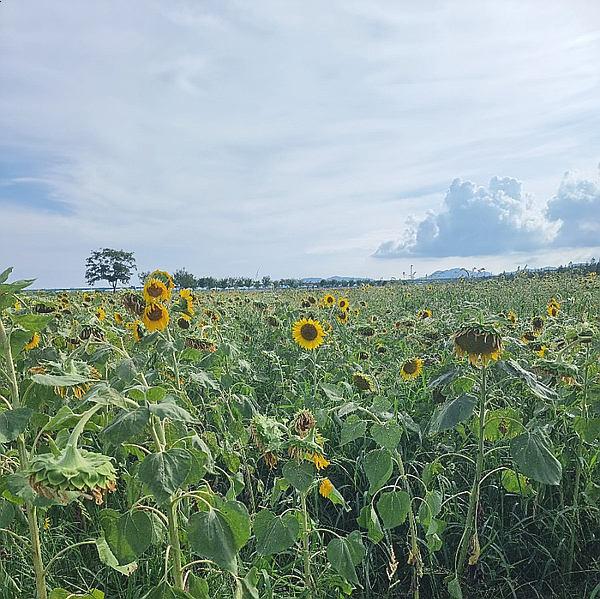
[85,248,136,291]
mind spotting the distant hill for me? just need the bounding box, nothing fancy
[301,276,372,283]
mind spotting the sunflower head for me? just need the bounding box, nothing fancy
[294,410,316,437]
[143,302,170,332]
[547,304,559,317]
[453,323,503,367]
[338,298,349,311]
[357,326,376,337]
[25,332,41,351]
[144,278,170,304]
[114,312,124,324]
[27,445,117,505]
[148,270,175,295]
[417,309,432,320]
[531,316,545,334]
[337,311,349,325]
[323,294,336,307]
[319,478,334,498]
[177,314,191,329]
[353,372,374,392]
[121,292,145,317]
[292,317,325,350]
[400,358,423,380]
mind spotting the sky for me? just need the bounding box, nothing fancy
[1,0,600,288]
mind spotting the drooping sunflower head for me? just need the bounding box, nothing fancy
[25,332,41,351]
[531,316,545,334]
[357,326,376,337]
[353,372,374,392]
[121,292,145,317]
[142,302,170,332]
[338,298,350,311]
[250,413,285,468]
[400,358,423,380]
[547,304,559,318]
[292,317,325,350]
[453,323,503,367]
[144,278,170,304]
[417,309,432,320]
[294,410,316,437]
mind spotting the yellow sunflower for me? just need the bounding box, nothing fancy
[25,332,40,351]
[126,320,143,342]
[417,309,432,320]
[114,312,124,324]
[319,478,334,498]
[322,294,336,307]
[142,303,170,332]
[292,318,325,350]
[547,304,559,317]
[149,270,175,296]
[507,311,517,325]
[312,453,330,470]
[353,372,374,392]
[338,298,350,311]
[400,357,423,380]
[144,278,169,304]
[531,316,545,335]
[179,289,195,316]
[337,310,349,324]
[96,307,106,321]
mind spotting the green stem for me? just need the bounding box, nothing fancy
[300,492,314,599]
[0,317,48,599]
[455,364,487,577]
[394,450,421,599]
[167,497,184,589]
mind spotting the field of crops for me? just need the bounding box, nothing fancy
[1,266,599,599]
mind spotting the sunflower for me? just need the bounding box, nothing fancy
[353,372,374,392]
[507,311,517,325]
[179,289,195,316]
[142,303,170,332]
[177,314,191,329]
[547,304,559,317]
[114,312,124,324]
[25,332,40,351]
[400,358,423,380]
[292,317,325,350]
[337,311,349,325]
[417,309,432,320]
[323,321,332,334]
[319,478,334,498]
[322,294,335,307]
[338,298,350,311]
[312,453,330,470]
[531,316,545,335]
[521,331,536,344]
[14,300,22,310]
[96,307,106,321]
[453,323,503,367]
[149,270,174,295]
[144,278,169,304]
[126,320,143,342]
[122,292,145,317]
[294,410,316,437]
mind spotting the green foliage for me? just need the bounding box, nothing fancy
[85,248,136,291]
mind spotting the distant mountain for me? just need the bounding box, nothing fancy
[425,268,493,280]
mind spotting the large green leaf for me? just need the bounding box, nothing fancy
[376,491,410,529]
[510,432,562,485]
[10,329,34,357]
[340,415,367,446]
[0,276,36,294]
[429,394,477,434]
[102,406,150,445]
[187,574,209,599]
[326,531,365,586]
[370,421,403,450]
[31,373,92,387]
[99,509,153,565]
[497,359,558,401]
[357,505,384,543]
[187,509,238,574]
[95,537,137,575]
[138,449,192,503]
[254,509,300,555]
[9,313,53,332]
[149,398,195,423]
[220,500,251,551]
[0,408,33,443]
[282,460,315,494]
[363,448,393,495]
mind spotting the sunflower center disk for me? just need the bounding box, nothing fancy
[301,323,318,341]
[148,305,164,321]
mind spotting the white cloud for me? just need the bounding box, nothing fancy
[374,177,557,258]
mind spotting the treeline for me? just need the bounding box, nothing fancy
[138,268,376,290]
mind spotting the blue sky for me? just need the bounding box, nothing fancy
[1,0,599,288]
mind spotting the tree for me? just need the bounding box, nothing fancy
[85,248,136,291]
[173,268,197,289]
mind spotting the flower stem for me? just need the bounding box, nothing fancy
[300,492,314,599]
[455,364,487,577]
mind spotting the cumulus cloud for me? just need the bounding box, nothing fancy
[374,176,556,258]
[545,172,600,247]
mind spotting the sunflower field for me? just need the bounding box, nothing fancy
[1,266,599,599]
